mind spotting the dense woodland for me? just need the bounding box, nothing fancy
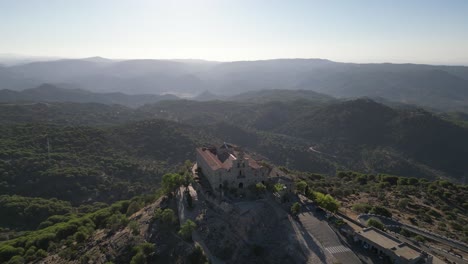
[1,91,468,263]
[0,120,211,205]
[2,93,468,182]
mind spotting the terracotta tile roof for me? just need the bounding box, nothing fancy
[248,159,262,169]
[196,148,223,170]
[197,146,263,171]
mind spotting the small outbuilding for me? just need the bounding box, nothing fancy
[354,227,422,264]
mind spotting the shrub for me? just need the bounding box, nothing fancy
[274,183,285,193]
[0,245,24,263]
[414,235,426,242]
[35,249,47,259]
[370,206,392,218]
[6,255,25,264]
[400,228,413,237]
[74,231,87,243]
[126,201,143,216]
[352,203,372,213]
[128,221,140,235]
[367,218,385,231]
[136,242,155,256]
[130,242,155,264]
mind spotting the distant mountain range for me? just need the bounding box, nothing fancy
[0,83,179,107]
[1,57,468,112]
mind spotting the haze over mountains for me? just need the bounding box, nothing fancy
[0,83,178,107]
[1,56,468,183]
[1,57,468,112]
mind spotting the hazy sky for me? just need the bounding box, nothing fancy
[1,0,468,64]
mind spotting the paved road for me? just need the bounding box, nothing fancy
[299,207,362,264]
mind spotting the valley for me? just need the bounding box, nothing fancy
[3,1,468,263]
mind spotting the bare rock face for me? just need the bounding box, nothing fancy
[197,199,307,263]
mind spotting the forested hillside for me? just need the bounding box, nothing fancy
[0,96,467,263]
[140,98,468,182]
[2,96,467,182]
[0,120,211,205]
[0,84,179,107]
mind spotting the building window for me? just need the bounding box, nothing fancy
[238,182,244,189]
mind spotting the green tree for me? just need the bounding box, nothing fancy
[184,160,193,171]
[7,255,25,264]
[291,202,301,216]
[295,181,307,194]
[74,231,87,243]
[154,208,176,226]
[0,245,24,263]
[314,192,340,213]
[178,220,197,241]
[162,173,185,194]
[255,183,266,194]
[130,252,146,264]
[274,183,285,193]
[130,242,155,264]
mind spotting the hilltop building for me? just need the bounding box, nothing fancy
[196,143,269,191]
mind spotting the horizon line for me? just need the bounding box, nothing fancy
[1,53,468,67]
